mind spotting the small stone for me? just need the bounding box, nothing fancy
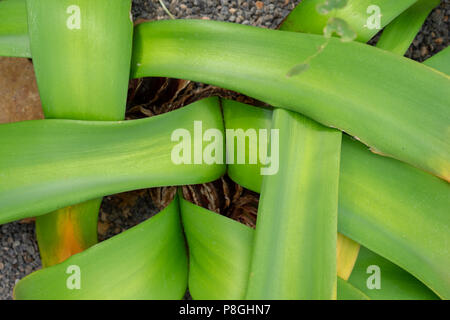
[0,262,4,270]
[255,1,264,10]
[25,265,33,274]
[229,8,236,14]
[420,46,429,56]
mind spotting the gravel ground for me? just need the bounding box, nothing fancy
[1,0,449,300]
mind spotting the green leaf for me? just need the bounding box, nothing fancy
[339,136,450,299]
[280,0,418,42]
[0,0,30,58]
[25,0,135,265]
[0,98,226,224]
[337,278,369,300]
[132,20,450,182]
[376,0,440,55]
[222,99,272,192]
[316,0,349,15]
[348,246,439,300]
[14,195,188,299]
[222,100,450,299]
[180,191,437,300]
[424,46,450,76]
[26,0,133,121]
[245,109,341,299]
[179,192,253,300]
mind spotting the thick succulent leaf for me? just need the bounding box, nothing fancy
[279,0,418,42]
[36,198,101,268]
[376,0,440,55]
[245,109,341,299]
[14,195,188,299]
[0,98,226,224]
[337,278,369,300]
[222,99,272,193]
[0,0,30,57]
[179,193,253,300]
[26,0,134,266]
[280,0,448,299]
[180,193,436,300]
[26,0,133,121]
[132,20,450,181]
[339,136,450,299]
[222,100,450,299]
[348,247,439,300]
[424,46,450,76]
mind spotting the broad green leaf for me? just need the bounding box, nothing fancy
[348,247,439,300]
[281,0,447,299]
[132,20,450,182]
[0,98,226,224]
[316,0,349,15]
[180,192,436,300]
[26,0,133,121]
[14,195,188,299]
[26,0,134,266]
[0,0,29,57]
[245,109,341,299]
[222,100,450,299]
[337,278,369,300]
[424,46,450,76]
[339,136,450,299]
[179,192,253,300]
[376,0,440,55]
[222,99,272,192]
[280,0,418,42]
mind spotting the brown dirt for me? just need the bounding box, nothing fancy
[0,57,43,124]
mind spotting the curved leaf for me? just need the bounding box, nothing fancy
[0,0,30,58]
[26,0,133,121]
[376,0,440,55]
[222,100,450,298]
[0,97,225,224]
[348,247,439,300]
[180,192,253,300]
[132,20,450,181]
[245,109,341,299]
[424,46,450,76]
[337,278,369,300]
[280,0,418,42]
[180,193,436,300]
[26,0,134,266]
[14,195,188,299]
